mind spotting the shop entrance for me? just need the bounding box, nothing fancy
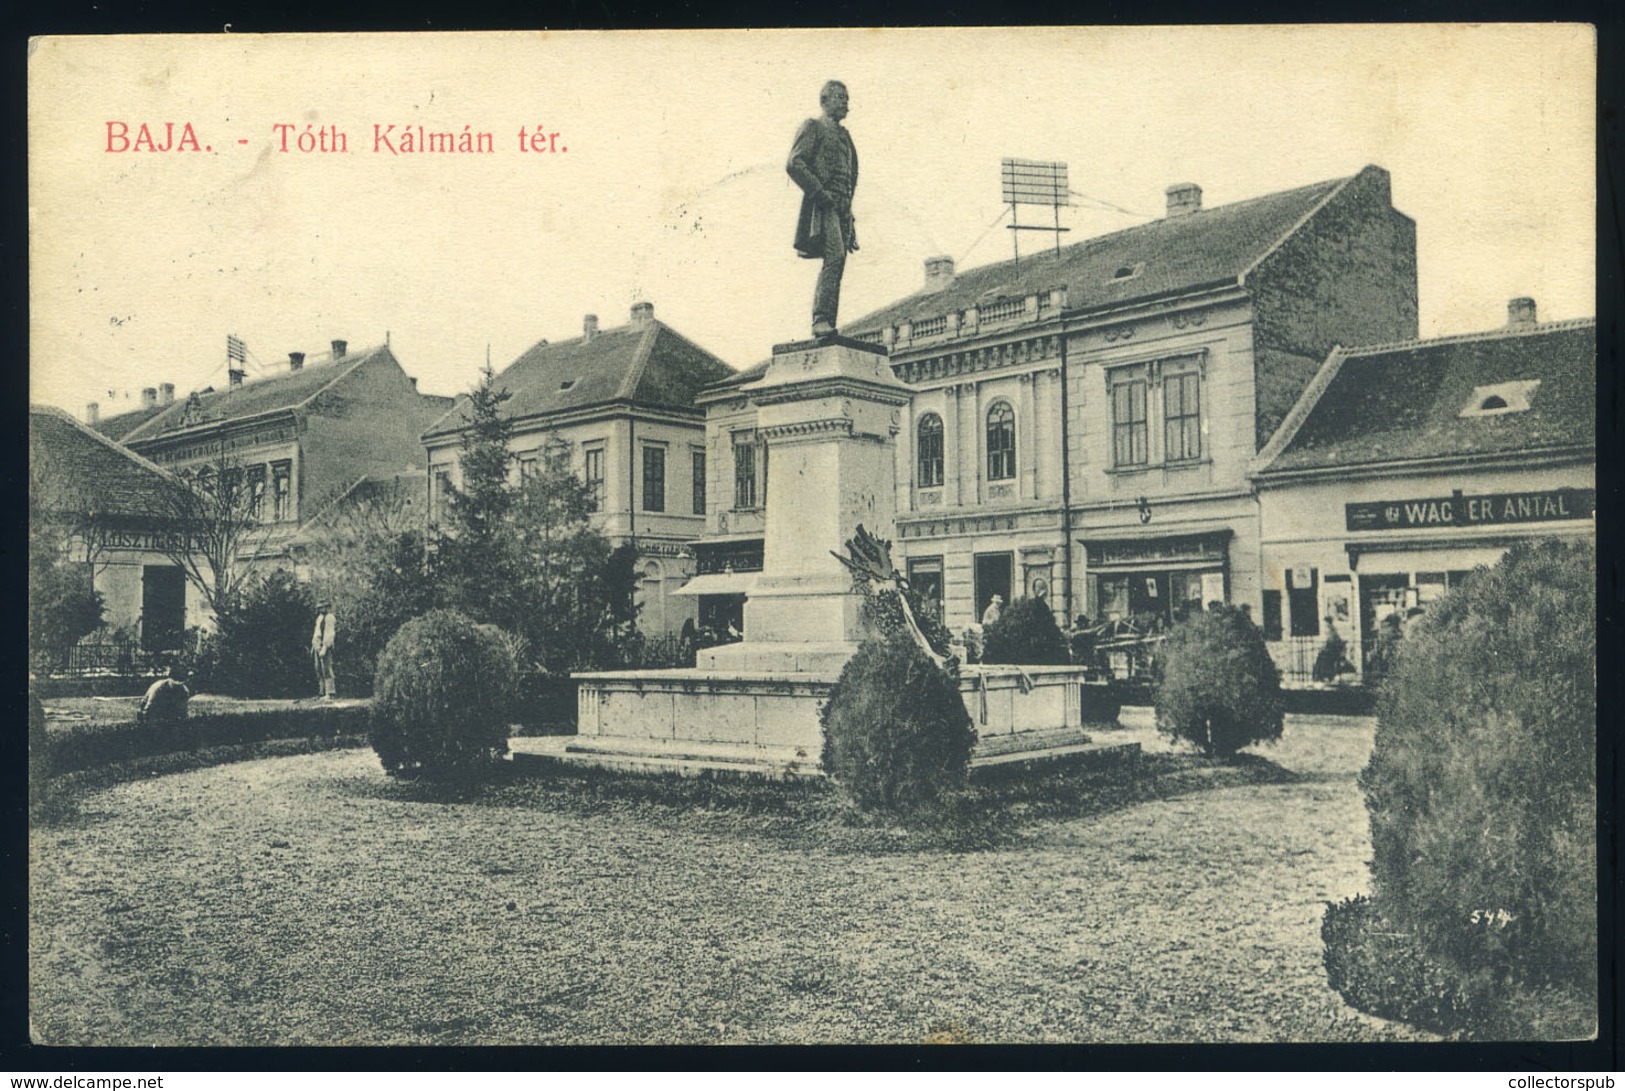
[141,564,185,651]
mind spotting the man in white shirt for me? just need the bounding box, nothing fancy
[311,601,337,700]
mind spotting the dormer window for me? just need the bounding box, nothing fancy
[1460,380,1539,417]
[1110,263,1144,282]
[559,379,576,391]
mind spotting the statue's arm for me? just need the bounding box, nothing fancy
[786,120,833,208]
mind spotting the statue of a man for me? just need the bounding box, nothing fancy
[787,80,859,339]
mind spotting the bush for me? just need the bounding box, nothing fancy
[208,570,317,698]
[1321,895,1473,1034]
[1357,539,1595,1028]
[29,564,104,674]
[371,610,517,780]
[1152,605,1284,757]
[820,637,976,816]
[980,597,1069,665]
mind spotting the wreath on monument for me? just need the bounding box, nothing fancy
[831,524,957,674]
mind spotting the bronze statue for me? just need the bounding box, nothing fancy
[787,80,859,339]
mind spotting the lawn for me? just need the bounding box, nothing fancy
[29,712,1429,1046]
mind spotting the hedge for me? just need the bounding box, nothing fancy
[41,703,373,776]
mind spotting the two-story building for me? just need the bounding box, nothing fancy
[1251,299,1595,683]
[828,164,1417,631]
[421,302,737,638]
[104,340,453,565]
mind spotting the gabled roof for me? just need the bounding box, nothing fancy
[91,402,171,441]
[30,405,191,520]
[843,170,1366,335]
[122,343,396,444]
[423,319,737,439]
[1256,319,1596,475]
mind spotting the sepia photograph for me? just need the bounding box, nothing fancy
[26,26,1598,1049]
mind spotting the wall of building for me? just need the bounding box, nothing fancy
[1246,166,1420,448]
[301,354,450,516]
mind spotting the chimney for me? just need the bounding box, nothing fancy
[289,352,306,371]
[1507,297,1538,327]
[1165,183,1203,218]
[85,402,99,425]
[228,368,246,389]
[159,382,175,405]
[631,301,654,327]
[141,387,158,409]
[923,255,956,293]
[583,314,599,342]
[331,339,347,359]
[409,376,418,391]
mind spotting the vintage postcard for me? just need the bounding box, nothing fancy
[28,27,1597,1049]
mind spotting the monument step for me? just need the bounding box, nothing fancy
[508,734,821,782]
[972,726,1096,759]
[969,740,1142,777]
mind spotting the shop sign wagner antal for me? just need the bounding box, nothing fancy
[1345,488,1595,533]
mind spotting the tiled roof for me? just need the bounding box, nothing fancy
[843,172,1357,335]
[424,320,737,439]
[92,402,170,441]
[122,344,394,443]
[31,406,190,520]
[1259,320,1596,474]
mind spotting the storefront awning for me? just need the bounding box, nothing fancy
[1344,541,1513,576]
[1080,529,1233,571]
[673,572,761,597]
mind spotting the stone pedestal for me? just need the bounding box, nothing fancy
[701,336,909,673]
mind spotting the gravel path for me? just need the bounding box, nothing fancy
[30,713,1427,1045]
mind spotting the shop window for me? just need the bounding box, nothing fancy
[1287,566,1320,637]
[583,446,605,512]
[642,446,666,513]
[1110,372,1148,466]
[1163,370,1201,461]
[1098,575,1130,621]
[1262,589,1284,642]
[733,442,757,510]
[691,450,706,515]
[917,413,944,487]
[986,402,1016,481]
[974,552,1013,623]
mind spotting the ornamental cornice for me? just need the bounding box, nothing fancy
[750,377,912,408]
[758,417,855,440]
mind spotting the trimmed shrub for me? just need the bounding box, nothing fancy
[208,570,317,698]
[1358,539,1595,1027]
[371,611,517,780]
[1152,605,1284,757]
[820,637,976,816]
[980,597,1069,666]
[1321,895,1473,1034]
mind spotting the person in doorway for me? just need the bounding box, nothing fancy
[311,601,337,700]
[138,664,191,726]
[980,593,1004,627]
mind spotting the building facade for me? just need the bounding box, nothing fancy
[31,405,209,656]
[421,302,736,638]
[105,340,452,565]
[835,165,1418,633]
[1251,302,1595,683]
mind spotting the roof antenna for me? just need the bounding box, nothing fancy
[386,330,391,347]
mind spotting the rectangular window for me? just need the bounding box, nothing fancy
[247,465,266,520]
[271,461,293,522]
[518,453,539,483]
[734,442,757,510]
[583,447,605,513]
[642,446,666,513]
[1287,566,1320,638]
[1111,376,1148,466]
[907,557,945,623]
[1163,370,1201,461]
[431,468,453,524]
[691,450,707,515]
[1262,589,1284,642]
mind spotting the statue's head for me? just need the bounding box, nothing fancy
[820,80,849,120]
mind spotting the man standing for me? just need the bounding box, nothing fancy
[787,80,858,339]
[311,600,337,700]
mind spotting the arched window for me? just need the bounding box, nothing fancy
[986,402,1016,481]
[917,413,944,487]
